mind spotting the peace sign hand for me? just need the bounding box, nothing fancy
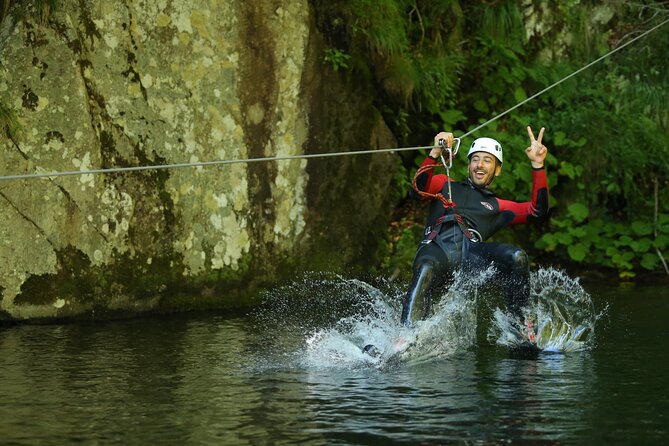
[526,126,548,168]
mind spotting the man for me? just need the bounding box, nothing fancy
[401,126,549,331]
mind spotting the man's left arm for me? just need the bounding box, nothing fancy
[498,126,550,224]
[498,168,549,224]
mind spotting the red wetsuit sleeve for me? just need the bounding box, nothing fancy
[416,157,449,195]
[497,167,550,225]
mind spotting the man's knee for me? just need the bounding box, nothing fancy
[494,245,529,278]
[413,256,436,273]
[510,248,528,271]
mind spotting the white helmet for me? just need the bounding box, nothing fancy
[467,137,503,164]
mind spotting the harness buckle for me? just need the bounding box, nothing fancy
[468,228,483,242]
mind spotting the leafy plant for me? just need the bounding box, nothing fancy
[323,48,352,72]
[315,0,669,278]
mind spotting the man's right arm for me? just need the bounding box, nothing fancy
[409,132,453,199]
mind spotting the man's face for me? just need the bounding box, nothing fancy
[468,152,501,188]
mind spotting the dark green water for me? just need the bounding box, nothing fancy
[0,283,667,445]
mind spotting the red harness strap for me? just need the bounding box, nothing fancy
[411,164,456,210]
[412,164,478,242]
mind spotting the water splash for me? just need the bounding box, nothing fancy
[488,268,602,352]
[252,268,601,370]
[258,270,493,368]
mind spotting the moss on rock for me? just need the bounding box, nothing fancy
[0,0,399,322]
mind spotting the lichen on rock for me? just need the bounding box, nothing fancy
[0,0,398,321]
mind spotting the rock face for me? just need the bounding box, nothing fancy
[0,1,398,321]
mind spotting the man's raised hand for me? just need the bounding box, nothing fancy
[430,131,454,159]
[526,126,548,168]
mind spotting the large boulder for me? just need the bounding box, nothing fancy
[0,1,398,321]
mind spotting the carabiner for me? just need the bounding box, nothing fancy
[438,137,461,169]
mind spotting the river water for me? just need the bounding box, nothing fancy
[0,269,667,445]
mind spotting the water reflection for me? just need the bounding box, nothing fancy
[0,318,195,444]
[483,351,597,442]
[0,284,666,444]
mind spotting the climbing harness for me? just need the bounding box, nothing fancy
[411,138,479,244]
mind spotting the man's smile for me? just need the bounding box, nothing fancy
[473,169,487,179]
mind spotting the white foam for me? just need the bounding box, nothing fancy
[255,268,602,370]
[488,267,601,352]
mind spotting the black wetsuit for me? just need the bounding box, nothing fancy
[401,155,550,324]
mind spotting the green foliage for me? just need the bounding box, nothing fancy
[535,213,669,278]
[323,48,352,71]
[380,219,424,277]
[349,0,409,56]
[313,0,465,141]
[567,203,589,223]
[314,0,669,277]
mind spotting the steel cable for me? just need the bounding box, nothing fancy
[1,16,667,182]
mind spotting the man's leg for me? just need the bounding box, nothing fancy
[401,260,435,325]
[401,243,453,326]
[363,244,450,355]
[505,247,530,318]
[467,243,530,320]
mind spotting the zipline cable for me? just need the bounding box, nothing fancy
[0,145,437,181]
[1,16,668,182]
